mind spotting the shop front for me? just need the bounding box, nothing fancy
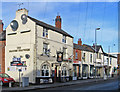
[96,67,103,78]
[73,61,81,80]
[82,64,88,79]
[90,65,94,78]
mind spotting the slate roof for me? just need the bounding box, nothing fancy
[103,52,117,58]
[28,16,73,38]
[0,30,6,41]
[73,43,94,52]
[92,45,104,53]
[74,43,117,58]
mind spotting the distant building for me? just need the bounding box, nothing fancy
[73,38,118,80]
[73,39,82,80]
[0,20,6,73]
[73,39,95,79]
[5,8,73,84]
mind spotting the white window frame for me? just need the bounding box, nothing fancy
[90,54,92,63]
[43,28,48,38]
[61,66,68,77]
[83,53,86,62]
[63,47,67,59]
[41,65,50,77]
[62,35,66,43]
[43,43,50,55]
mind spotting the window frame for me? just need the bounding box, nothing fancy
[90,54,92,63]
[41,65,50,77]
[43,43,49,55]
[75,51,78,60]
[83,53,86,62]
[43,28,48,38]
[62,35,66,43]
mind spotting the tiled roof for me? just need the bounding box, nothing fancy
[28,16,73,38]
[74,43,117,58]
[73,43,94,52]
[103,52,117,58]
[92,45,104,53]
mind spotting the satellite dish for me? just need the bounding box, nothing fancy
[10,20,19,31]
[21,14,27,24]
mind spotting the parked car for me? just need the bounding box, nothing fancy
[0,73,15,86]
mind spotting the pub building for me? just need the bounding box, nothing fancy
[5,8,73,84]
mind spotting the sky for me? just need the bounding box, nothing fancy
[1,0,119,53]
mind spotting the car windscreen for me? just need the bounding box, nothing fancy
[0,73,10,78]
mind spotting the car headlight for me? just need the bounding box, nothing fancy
[4,79,8,81]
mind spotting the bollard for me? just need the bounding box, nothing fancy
[9,82,12,87]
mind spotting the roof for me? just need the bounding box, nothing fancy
[0,30,6,41]
[103,52,117,58]
[92,45,104,53]
[73,43,94,52]
[28,16,73,38]
[74,43,117,58]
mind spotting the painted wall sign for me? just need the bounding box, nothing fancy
[9,48,30,52]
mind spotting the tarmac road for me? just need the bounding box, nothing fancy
[41,79,118,90]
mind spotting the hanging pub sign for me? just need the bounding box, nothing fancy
[57,51,63,63]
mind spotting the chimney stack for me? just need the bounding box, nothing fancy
[78,38,82,46]
[55,15,62,29]
[0,20,3,32]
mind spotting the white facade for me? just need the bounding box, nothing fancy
[5,9,73,83]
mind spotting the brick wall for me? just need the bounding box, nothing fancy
[0,20,5,73]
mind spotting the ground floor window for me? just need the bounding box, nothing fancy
[96,67,101,76]
[61,66,68,77]
[41,65,50,77]
[90,66,94,76]
[73,65,81,77]
[82,65,88,77]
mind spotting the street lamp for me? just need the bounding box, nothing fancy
[95,28,100,81]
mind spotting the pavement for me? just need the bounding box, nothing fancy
[1,77,118,92]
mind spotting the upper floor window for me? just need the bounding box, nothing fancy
[97,53,101,59]
[62,35,66,43]
[75,51,78,60]
[63,47,67,58]
[43,28,48,38]
[107,58,109,63]
[83,53,85,62]
[110,58,112,64]
[90,54,92,63]
[43,43,49,55]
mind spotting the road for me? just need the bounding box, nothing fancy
[41,79,118,90]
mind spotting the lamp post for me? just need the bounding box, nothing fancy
[95,28,100,81]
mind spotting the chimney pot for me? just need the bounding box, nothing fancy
[78,38,82,46]
[0,20,3,32]
[55,15,62,29]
